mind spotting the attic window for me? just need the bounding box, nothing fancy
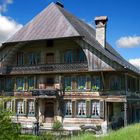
[47,40,54,47]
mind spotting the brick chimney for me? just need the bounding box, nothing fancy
[95,16,108,48]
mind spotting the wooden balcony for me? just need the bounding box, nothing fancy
[32,89,59,97]
[6,63,88,74]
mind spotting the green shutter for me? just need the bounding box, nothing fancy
[23,100,27,115]
[4,101,6,109]
[72,100,76,118]
[15,99,17,113]
[100,100,104,119]
[12,99,15,112]
[86,100,90,117]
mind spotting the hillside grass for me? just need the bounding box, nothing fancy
[67,123,140,140]
[99,123,140,140]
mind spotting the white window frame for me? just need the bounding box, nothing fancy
[65,100,72,117]
[28,100,35,116]
[77,100,86,117]
[91,100,100,118]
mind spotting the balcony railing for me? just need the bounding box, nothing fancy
[32,89,59,97]
[6,63,88,74]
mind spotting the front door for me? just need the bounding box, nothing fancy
[45,102,54,117]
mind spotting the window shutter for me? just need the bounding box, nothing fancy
[12,100,15,112]
[15,99,17,113]
[86,77,91,90]
[86,100,90,117]
[24,100,27,115]
[60,99,65,117]
[4,101,6,109]
[72,100,76,118]
[100,100,105,119]
[27,100,29,115]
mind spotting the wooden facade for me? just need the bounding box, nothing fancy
[0,2,140,133]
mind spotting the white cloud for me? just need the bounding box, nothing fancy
[0,0,13,14]
[116,36,140,48]
[0,14,23,45]
[129,58,140,69]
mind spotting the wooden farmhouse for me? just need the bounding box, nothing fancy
[0,2,140,132]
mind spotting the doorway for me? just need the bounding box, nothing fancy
[45,102,54,118]
[46,53,54,64]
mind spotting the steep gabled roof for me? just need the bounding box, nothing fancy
[4,2,140,74]
[6,3,80,43]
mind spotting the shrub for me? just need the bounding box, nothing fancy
[52,120,63,130]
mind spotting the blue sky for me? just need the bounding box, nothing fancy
[0,0,140,68]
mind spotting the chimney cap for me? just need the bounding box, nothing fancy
[95,16,108,21]
[94,16,108,26]
[56,1,64,8]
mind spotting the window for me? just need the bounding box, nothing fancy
[17,52,24,66]
[91,76,102,91]
[47,40,54,47]
[79,50,86,62]
[91,100,100,117]
[5,78,14,91]
[77,101,86,116]
[28,77,34,90]
[65,50,73,63]
[110,76,120,90]
[65,101,72,117]
[46,78,54,86]
[28,100,35,115]
[17,78,25,91]
[5,101,12,110]
[78,76,86,91]
[29,52,40,65]
[65,77,72,91]
[17,100,25,115]
[46,53,54,64]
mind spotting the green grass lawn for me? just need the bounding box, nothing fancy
[98,123,140,140]
[19,135,40,140]
[20,124,140,140]
[66,124,140,140]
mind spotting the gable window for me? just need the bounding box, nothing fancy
[28,77,34,91]
[47,40,54,47]
[77,101,86,116]
[91,76,102,91]
[17,78,25,91]
[110,76,120,90]
[28,100,35,116]
[78,76,86,91]
[29,52,40,65]
[5,78,14,91]
[17,52,24,66]
[91,100,100,117]
[65,50,73,63]
[65,101,72,117]
[65,77,72,91]
[17,100,25,115]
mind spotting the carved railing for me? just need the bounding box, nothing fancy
[6,63,88,74]
[32,89,59,97]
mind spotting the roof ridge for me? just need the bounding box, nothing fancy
[55,4,81,36]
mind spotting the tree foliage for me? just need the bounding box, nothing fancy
[0,98,21,140]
